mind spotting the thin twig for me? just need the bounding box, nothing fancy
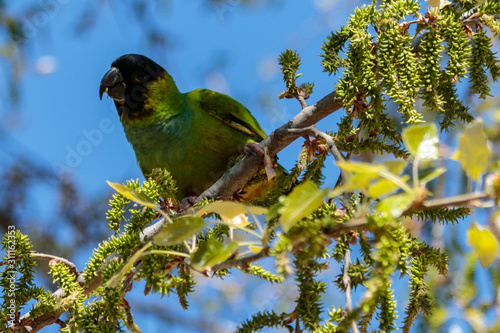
[422,192,490,209]
[212,216,369,272]
[463,15,500,24]
[294,315,301,333]
[287,125,346,163]
[288,124,353,199]
[343,248,360,333]
[323,216,368,238]
[122,298,142,333]
[296,95,308,109]
[404,19,421,26]
[398,192,492,219]
[121,262,142,294]
[32,253,83,285]
[211,246,270,271]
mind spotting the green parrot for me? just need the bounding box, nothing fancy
[99,54,271,200]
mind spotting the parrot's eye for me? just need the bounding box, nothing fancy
[133,71,145,83]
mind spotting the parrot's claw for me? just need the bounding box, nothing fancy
[244,143,277,181]
[180,196,199,211]
[244,142,264,157]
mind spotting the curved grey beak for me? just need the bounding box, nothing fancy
[99,67,125,102]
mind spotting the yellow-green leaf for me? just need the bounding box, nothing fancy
[452,120,492,181]
[369,175,410,198]
[419,167,446,186]
[375,193,414,218]
[344,173,378,193]
[339,160,410,197]
[278,181,328,232]
[337,161,386,175]
[154,217,205,247]
[467,222,498,268]
[196,201,267,223]
[267,201,282,221]
[382,160,408,175]
[107,181,157,209]
[249,245,263,253]
[402,124,439,160]
[191,239,239,270]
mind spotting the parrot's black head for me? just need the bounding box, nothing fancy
[100,54,167,117]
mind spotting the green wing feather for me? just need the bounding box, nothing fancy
[187,89,267,142]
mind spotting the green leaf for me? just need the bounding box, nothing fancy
[196,201,268,223]
[278,181,328,232]
[105,242,152,288]
[154,217,206,247]
[382,160,407,175]
[369,176,410,198]
[375,193,414,218]
[467,222,498,268]
[339,161,410,197]
[337,161,386,175]
[249,245,263,253]
[107,181,157,209]
[419,167,446,186]
[191,239,239,270]
[452,120,492,181]
[344,172,378,193]
[402,124,439,160]
[267,201,282,221]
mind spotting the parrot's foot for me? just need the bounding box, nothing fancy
[180,196,199,211]
[244,143,277,181]
[244,142,264,157]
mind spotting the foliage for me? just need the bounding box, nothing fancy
[2,1,500,332]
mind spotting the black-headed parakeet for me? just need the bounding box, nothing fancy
[100,54,271,201]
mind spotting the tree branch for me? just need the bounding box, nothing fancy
[199,90,342,200]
